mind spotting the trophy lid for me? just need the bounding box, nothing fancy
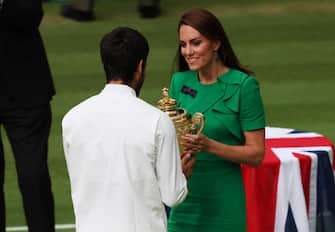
[157,87,177,112]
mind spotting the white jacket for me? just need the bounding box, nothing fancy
[62,84,187,232]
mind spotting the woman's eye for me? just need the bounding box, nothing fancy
[192,40,201,46]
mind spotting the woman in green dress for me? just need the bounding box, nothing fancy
[167,8,266,232]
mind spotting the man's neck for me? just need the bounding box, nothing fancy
[108,80,124,85]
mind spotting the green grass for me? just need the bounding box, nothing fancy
[2,0,335,231]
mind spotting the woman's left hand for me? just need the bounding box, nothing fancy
[181,132,209,153]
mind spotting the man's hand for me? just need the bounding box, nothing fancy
[181,151,196,179]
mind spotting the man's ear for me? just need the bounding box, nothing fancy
[136,59,144,74]
[132,59,144,85]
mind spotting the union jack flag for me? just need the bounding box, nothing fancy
[242,127,335,232]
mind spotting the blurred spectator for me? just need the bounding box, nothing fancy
[60,0,161,21]
[0,0,55,232]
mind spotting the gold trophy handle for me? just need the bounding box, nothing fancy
[191,112,205,135]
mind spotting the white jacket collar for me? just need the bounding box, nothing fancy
[101,84,136,97]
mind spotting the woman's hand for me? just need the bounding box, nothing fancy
[181,133,209,153]
[181,129,265,167]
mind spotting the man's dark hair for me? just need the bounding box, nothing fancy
[100,27,149,84]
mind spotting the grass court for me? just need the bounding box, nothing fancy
[2,0,334,231]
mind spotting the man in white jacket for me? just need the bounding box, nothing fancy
[62,27,191,232]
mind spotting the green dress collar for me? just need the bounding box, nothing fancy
[183,69,249,115]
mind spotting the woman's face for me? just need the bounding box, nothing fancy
[179,24,220,71]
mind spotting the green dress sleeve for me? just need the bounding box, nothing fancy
[239,76,266,131]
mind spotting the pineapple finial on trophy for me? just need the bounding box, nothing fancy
[157,87,177,113]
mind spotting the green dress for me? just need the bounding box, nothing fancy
[167,69,265,232]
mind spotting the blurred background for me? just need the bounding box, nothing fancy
[2,0,334,231]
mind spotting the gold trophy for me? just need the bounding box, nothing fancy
[157,87,205,152]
